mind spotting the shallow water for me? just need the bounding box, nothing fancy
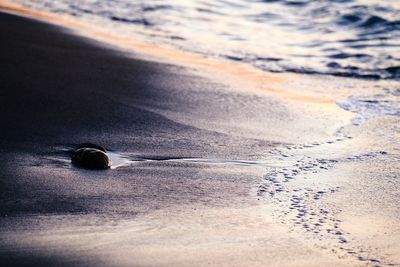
[51,149,290,170]
[11,0,400,80]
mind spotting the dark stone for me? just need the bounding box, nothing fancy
[71,148,111,169]
[77,143,107,152]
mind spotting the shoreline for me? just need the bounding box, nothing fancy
[0,4,399,267]
[0,1,356,104]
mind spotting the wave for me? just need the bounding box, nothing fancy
[11,0,400,80]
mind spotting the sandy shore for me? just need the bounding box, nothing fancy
[0,7,399,267]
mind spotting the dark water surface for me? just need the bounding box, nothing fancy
[12,0,400,80]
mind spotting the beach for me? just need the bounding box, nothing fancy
[0,3,399,267]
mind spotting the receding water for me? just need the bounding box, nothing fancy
[338,92,400,125]
[12,0,400,80]
[107,151,289,169]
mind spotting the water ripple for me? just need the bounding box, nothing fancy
[13,0,400,80]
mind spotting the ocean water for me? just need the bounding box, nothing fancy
[12,0,400,80]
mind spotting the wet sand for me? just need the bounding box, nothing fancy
[0,7,399,267]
